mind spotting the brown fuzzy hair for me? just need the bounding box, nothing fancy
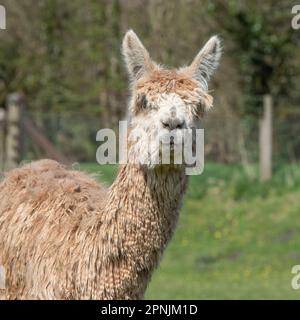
[0,30,221,300]
[133,69,214,118]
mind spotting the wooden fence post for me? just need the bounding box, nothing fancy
[0,108,5,171]
[259,94,273,182]
[5,93,24,170]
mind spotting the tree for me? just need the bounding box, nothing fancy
[212,0,300,180]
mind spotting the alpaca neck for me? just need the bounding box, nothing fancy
[105,164,188,243]
[93,164,188,298]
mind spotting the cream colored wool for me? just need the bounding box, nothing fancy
[0,30,221,299]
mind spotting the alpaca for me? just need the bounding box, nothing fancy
[0,30,222,299]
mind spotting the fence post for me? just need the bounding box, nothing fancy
[259,94,273,182]
[5,93,24,170]
[0,108,5,171]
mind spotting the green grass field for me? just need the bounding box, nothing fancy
[81,163,300,299]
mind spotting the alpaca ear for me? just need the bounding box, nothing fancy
[188,36,222,89]
[122,30,154,81]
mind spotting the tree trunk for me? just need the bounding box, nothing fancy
[259,94,273,181]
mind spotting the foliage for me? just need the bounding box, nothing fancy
[1,0,300,162]
[0,0,125,121]
[211,0,300,117]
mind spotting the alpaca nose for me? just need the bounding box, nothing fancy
[161,118,185,130]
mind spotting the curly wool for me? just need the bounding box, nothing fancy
[0,160,187,299]
[0,30,221,299]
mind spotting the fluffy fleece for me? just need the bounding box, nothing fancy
[0,30,221,299]
[0,160,186,299]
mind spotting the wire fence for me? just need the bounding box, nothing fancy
[21,101,300,165]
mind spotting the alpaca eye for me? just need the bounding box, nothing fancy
[196,101,205,118]
[138,94,148,110]
[162,121,169,129]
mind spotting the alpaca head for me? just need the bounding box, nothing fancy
[122,30,222,168]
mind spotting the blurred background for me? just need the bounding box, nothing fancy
[1,0,300,299]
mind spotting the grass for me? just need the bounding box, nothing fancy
[80,162,300,299]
